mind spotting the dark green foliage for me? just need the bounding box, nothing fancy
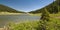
[29,9,42,14]
[40,8,50,21]
[37,8,50,30]
[0,4,24,13]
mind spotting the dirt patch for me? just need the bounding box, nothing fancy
[0,28,4,30]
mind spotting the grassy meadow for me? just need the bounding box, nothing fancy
[0,12,22,15]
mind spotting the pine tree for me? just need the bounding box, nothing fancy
[40,8,50,21]
[37,8,50,30]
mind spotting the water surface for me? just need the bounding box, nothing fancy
[0,14,40,27]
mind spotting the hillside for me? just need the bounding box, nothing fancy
[0,4,24,13]
[29,0,60,14]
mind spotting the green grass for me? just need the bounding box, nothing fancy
[6,20,39,30]
[0,12,22,15]
[29,12,60,17]
[50,13,60,17]
[29,13,41,16]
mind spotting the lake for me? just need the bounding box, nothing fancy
[0,14,40,28]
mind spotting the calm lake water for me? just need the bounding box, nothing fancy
[0,14,40,27]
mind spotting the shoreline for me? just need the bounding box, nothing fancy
[29,13,41,16]
[0,13,22,15]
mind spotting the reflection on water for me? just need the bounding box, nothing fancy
[0,14,40,27]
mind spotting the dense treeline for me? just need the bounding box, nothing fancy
[29,0,60,14]
[0,4,24,13]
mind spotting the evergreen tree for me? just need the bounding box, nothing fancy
[37,8,50,30]
[40,8,50,21]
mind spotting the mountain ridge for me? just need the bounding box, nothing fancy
[0,4,24,13]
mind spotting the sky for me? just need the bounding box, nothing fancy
[0,0,55,12]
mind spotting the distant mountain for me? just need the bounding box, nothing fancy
[29,0,60,14]
[0,4,24,13]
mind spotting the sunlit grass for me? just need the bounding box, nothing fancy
[6,20,39,30]
[29,13,41,16]
[49,12,60,18]
[29,12,60,17]
[0,12,22,15]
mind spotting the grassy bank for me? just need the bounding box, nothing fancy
[29,13,41,16]
[29,12,60,17]
[0,12,22,15]
[6,20,39,30]
[50,12,60,17]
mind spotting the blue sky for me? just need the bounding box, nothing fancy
[0,0,55,12]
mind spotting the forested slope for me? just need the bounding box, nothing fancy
[29,0,60,14]
[0,4,24,13]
